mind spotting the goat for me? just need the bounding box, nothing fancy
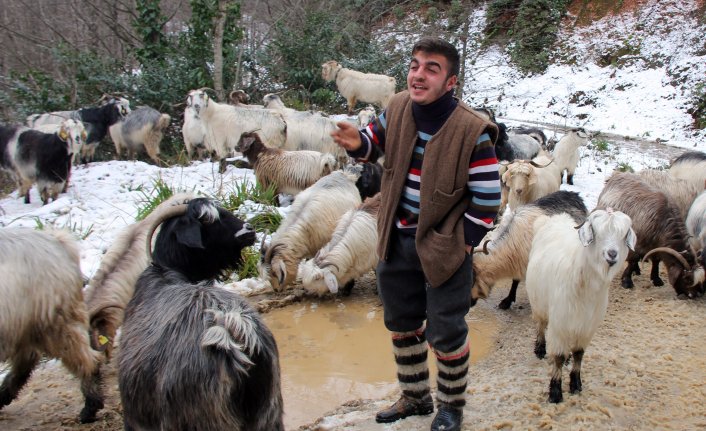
[109,106,170,164]
[299,193,380,296]
[117,197,283,430]
[551,128,589,185]
[472,190,588,309]
[354,161,383,200]
[27,98,130,163]
[596,171,705,297]
[186,89,287,168]
[84,193,197,359]
[357,105,377,128]
[0,228,103,423]
[182,104,210,160]
[525,209,636,403]
[495,122,542,162]
[669,150,706,191]
[510,126,548,148]
[502,156,561,211]
[321,60,396,114]
[262,93,349,165]
[686,191,706,272]
[259,167,362,291]
[32,121,87,167]
[5,120,84,204]
[236,132,336,198]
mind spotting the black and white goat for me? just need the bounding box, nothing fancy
[27,98,130,163]
[117,197,283,431]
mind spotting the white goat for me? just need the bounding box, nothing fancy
[669,151,706,191]
[259,167,362,291]
[299,193,380,296]
[686,191,706,266]
[236,132,336,197]
[110,106,170,164]
[182,105,210,159]
[262,93,348,165]
[638,169,702,220]
[502,157,561,211]
[525,209,636,403]
[321,60,396,114]
[551,128,589,185]
[357,105,377,128]
[0,228,104,423]
[185,89,286,163]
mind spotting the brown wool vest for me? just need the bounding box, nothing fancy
[377,91,498,287]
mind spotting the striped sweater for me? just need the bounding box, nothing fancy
[349,90,501,247]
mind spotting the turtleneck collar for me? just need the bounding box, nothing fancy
[411,90,458,134]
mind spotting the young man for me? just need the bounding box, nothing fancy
[331,37,501,431]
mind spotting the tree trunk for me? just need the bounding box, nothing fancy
[213,0,227,102]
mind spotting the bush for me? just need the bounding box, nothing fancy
[688,83,706,130]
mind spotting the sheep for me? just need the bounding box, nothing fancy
[357,105,377,128]
[186,89,287,167]
[0,228,104,423]
[471,190,588,309]
[117,197,284,431]
[109,106,170,164]
[182,104,210,160]
[5,120,85,204]
[259,167,362,291]
[84,193,197,359]
[236,131,337,198]
[669,150,706,191]
[321,60,396,115]
[525,208,636,403]
[502,156,561,211]
[262,93,349,165]
[596,171,705,297]
[27,98,130,163]
[299,193,380,296]
[551,128,589,185]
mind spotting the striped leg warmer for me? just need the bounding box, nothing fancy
[435,342,470,408]
[391,327,430,399]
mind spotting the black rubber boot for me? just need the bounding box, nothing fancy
[430,404,463,431]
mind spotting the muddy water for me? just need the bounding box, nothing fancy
[263,288,499,430]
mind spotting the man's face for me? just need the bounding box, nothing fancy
[407,51,457,105]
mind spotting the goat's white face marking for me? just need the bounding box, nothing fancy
[582,209,635,268]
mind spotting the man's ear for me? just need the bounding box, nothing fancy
[446,75,458,92]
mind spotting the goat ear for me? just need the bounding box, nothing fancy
[578,221,594,246]
[175,222,205,249]
[324,271,339,294]
[59,128,68,141]
[625,227,637,251]
[528,170,538,185]
[501,170,511,183]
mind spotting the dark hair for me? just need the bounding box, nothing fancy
[412,37,460,78]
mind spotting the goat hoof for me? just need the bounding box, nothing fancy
[651,278,664,287]
[569,374,582,394]
[534,342,546,359]
[498,299,512,310]
[548,381,563,403]
[621,279,634,289]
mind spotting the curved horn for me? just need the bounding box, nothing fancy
[529,158,553,168]
[474,239,491,255]
[642,247,691,270]
[144,203,191,259]
[320,262,340,272]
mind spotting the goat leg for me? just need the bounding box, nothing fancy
[548,354,565,403]
[0,351,40,409]
[569,349,584,394]
[498,279,520,310]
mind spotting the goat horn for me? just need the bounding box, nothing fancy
[144,203,191,259]
[259,230,268,250]
[529,159,553,168]
[475,239,491,255]
[321,262,340,272]
[642,247,691,270]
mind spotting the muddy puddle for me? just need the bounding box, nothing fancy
[263,286,499,429]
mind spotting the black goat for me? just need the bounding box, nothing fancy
[117,197,284,431]
[355,161,383,200]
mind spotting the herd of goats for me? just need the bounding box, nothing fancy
[0,60,705,429]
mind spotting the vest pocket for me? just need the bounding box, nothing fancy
[431,187,465,208]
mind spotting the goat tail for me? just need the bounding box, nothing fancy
[202,308,262,373]
[156,114,171,131]
[320,153,337,175]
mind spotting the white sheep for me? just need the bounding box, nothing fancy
[0,228,104,423]
[109,106,170,164]
[259,167,362,291]
[236,132,337,198]
[299,193,380,296]
[262,93,348,165]
[551,128,588,185]
[185,89,287,165]
[502,156,561,211]
[525,209,636,403]
[321,60,396,114]
[182,105,210,159]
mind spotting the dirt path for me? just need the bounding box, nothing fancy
[1,268,704,431]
